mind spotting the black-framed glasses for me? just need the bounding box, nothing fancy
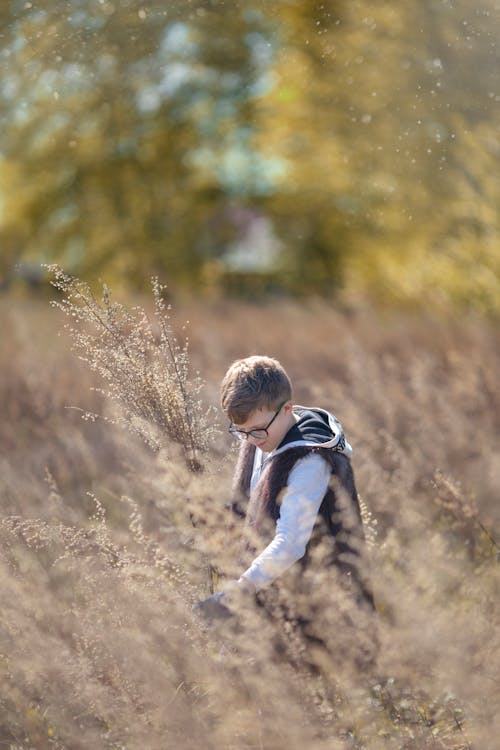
[228,400,288,442]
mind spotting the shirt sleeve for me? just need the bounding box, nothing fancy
[239,453,332,590]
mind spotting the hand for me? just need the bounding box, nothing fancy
[193,579,256,623]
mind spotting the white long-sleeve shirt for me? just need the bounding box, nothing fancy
[239,449,332,590]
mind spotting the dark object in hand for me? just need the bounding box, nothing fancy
[193,591,233,622]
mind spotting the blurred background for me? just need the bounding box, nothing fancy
[1,4,500,747]
[1,0,499,312]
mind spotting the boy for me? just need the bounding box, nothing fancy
[195,355,372,620]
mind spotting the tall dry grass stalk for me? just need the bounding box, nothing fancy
[0,290,498,749]
[47,265,216,472]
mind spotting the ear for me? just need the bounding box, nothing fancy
[284,400,293,413]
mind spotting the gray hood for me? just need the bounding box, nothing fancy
[271,405,352,459]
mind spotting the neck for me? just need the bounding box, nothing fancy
[277,411,298,445]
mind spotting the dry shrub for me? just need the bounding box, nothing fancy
[0,289,498,749]
[47,266,216,472]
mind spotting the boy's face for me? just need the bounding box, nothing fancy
[231,401,295,452]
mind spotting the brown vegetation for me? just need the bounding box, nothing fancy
[0,287,498,749]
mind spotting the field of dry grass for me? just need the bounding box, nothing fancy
[0,288,498,750]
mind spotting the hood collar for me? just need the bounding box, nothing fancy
[261,405,352,462]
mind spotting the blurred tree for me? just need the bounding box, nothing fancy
[0,0,498,310]
[253,0,500,307]
[0,0,269,286]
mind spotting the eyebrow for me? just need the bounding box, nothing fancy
[247,421,266,431]
[233,415,268,431]
[233,420,265,431]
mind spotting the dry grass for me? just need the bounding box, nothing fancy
[0,287,498,749]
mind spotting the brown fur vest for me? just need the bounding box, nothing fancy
[231,441,373,603]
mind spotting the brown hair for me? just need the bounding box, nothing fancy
[220,356,292,424]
